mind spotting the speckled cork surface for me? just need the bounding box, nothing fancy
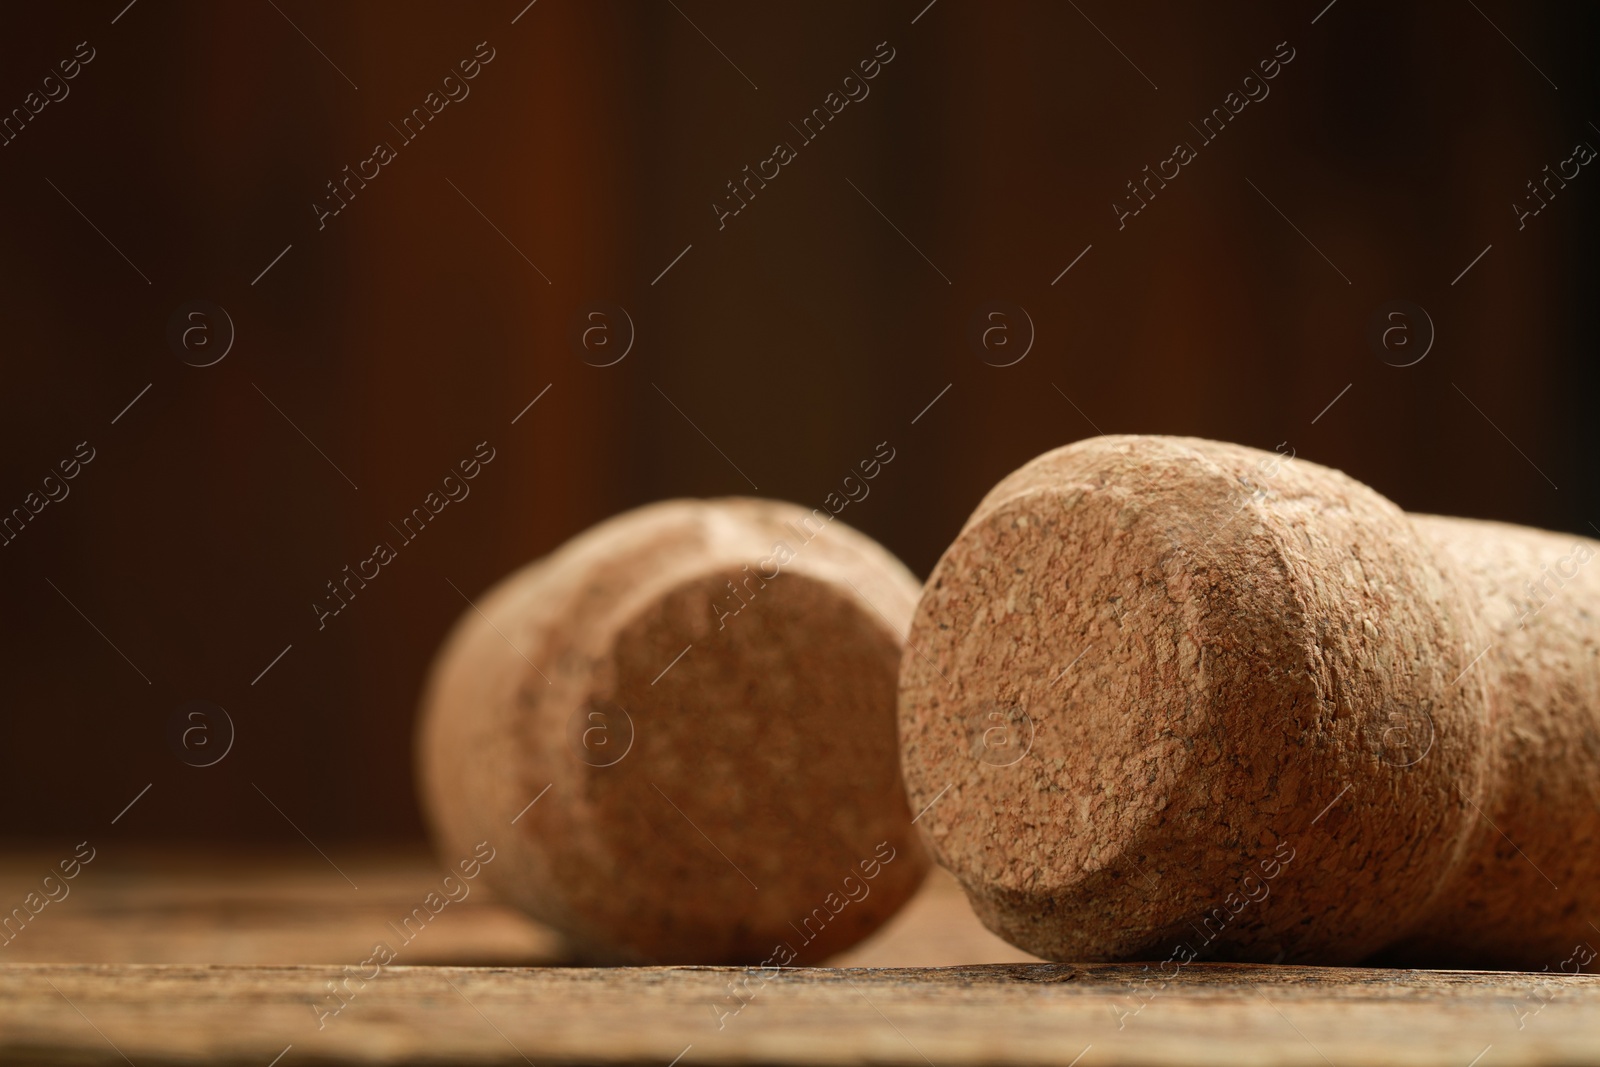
[418,498,929,964]
[1386,515,1600,967]
[897,435,1566,966]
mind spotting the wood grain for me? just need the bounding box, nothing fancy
[0,846,1032,968]
[3,961,1598,1065]
[3,848,1593,1064]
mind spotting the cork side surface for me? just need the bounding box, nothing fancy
[1386,515,1600,968]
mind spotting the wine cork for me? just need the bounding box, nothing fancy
[899,435,1599,967]
[418,498,929,964]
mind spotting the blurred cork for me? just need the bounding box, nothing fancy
[419,497,929,964]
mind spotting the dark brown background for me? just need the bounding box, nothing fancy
[1,1,1593,843]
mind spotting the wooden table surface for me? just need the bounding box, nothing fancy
[1,846,1595,1065]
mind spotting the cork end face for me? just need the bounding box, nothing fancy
[559,566,929,963]
[900,436,1491,963]
[899,450,1218,959]
[418,498,929,965]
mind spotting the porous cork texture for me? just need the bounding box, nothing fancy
[900,435,1600,967]
[1386,515,1600,966]
[418,498,929,964]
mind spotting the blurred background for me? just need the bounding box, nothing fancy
[0,0,1594,848]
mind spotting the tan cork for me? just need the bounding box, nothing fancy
[418,498,929,964]
[899,435,1600,968]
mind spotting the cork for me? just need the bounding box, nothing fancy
[418,498,929,965]
[1382,514,1600,967]
[899,435,1599,967]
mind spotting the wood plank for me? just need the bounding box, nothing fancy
[0,846,1035,968]
[3,961,1597,1066]
[0,846,560,966]
[5,848,1593,1064]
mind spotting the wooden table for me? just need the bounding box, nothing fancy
[2,846,1595,1065]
